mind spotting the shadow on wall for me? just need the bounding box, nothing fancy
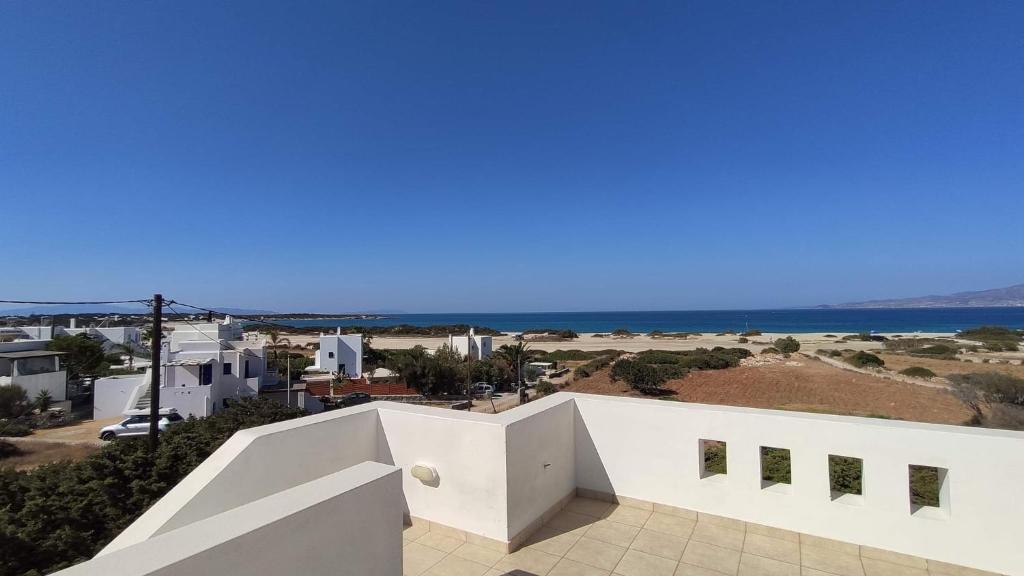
[573,402,613,496]
[376,415,412,517]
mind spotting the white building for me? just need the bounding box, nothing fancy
[307,328,363,377]
[448,328,492,360]
[0,340,67,402]
[1,318,142,352]
[94,317,269,420]
[54,392,1024,576]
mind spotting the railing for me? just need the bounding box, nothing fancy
[81,393,1024,575]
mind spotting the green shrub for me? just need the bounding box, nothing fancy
[910,465,940,507]
[535,381,558,396]
[610,360,667,393]
[740,329,762,337]
[0,422,32,437]
[703,442,727,474]
[847,352,884,368]
[611,328,634,337]
[761,347,779,354]
[949,372,1024,406]
[774,336,800,354]
[0,385,29,420]
[760,447,792,484]
[958,326,1022,351]
[829,455,863,495]
[737,337,749,344]
[900,366,936,378]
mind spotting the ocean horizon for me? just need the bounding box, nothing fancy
[270,307,1024,334]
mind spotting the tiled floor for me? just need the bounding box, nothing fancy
[402,497,998,576]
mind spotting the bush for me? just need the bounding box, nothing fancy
[610,360,667,393]
[611,328,634,337]
[958,326,1022,351]
[535,381,558,396]
[774,336,800,354]
[761,347,779,355]
[949,372,1024,406]
[900,366,936,378]
[740,329,762,337]
[847,351,884,368]
[0,422,32,437]
[737,337,749,344]
[0,385,29,420]
[0,398,307,576]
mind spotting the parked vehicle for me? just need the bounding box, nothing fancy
[472,383,494,396]
[99,410,185,441]
[320,392,373,409]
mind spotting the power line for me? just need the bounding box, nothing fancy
[163,302,266,360]
[0,299,151,306]
[165,300,301,333]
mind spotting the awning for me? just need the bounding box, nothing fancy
[162,358,215,367]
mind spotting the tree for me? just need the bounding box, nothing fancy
[774,336,800,354]
[46,334,106,380]
[0,384,29,419]
[116,341,137,370]
[493,342,533,387]
[264,330,291,373]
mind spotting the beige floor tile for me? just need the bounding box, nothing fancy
[743,533,799,565]
[404,542,448,576]
[629,528,689,561]
[426,555,492,576]
[801,569,834,576]
[799,534,859,556]
[567,498,614,519]
[800,545,864,576]
[549,557,612,576]
[614,549,678,576]
[861,558,928,576]
[860,548,927,570]
[681,541,742,575]
[605,505,653,527]
[745,523,798,544]
[565,537,628,571]
[698,513,747,532]
[431,524,469,542]
[645,512,698,538]
[739,553,800,576]
[453,543,506,567]
[926,560,1002,576]
[585,520,641,547]
[405,522,431,541]
[691,522,746,551]
[492,546,561,575]
[548,510,601,534]
[676,562,732,576]
[418,532,467,554]
[528,527,584,557]
[654,503,699,520]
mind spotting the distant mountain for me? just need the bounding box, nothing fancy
[820,284,1024,309]
[0,304,276,316]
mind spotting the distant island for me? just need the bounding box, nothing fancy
[819,283,1024,309]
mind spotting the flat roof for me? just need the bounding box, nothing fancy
[0,350,66,359]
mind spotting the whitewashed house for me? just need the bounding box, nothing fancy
[0,319,142,353]
[448,328,492,360]
[306,328,363,377]
[0,340,67,402]
[94,317,270,420]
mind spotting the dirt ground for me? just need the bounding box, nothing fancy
[0,440,101,471]
[565,356,974,426]
[30,418,121,444]
[875,353,1024,380]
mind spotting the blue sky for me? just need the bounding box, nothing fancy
[1,1,1021,313]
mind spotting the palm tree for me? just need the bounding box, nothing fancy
[116,341,137,370]
[265,330,291,373]
[494,342,533,389]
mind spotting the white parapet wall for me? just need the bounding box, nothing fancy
[75,393,1024,575]
[56,461,402,576]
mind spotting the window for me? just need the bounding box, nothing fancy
[223,362,232,375]
[829,455,864,503]
[200,364,213,386]
[328,351,335,359]
[699,439,727,479]
[760,447,792,491]
[165,413,184,422]
[909,465,949,518]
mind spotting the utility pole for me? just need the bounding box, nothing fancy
[465,330,473,408]
[149,294,163,452]
[286,355,291,407]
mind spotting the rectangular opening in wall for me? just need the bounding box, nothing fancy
[828,455,864,504]
[910,465,949,518]
[699,439,727,480]
[760,447,792,491]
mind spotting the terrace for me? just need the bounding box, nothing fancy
[55,393,1021,576]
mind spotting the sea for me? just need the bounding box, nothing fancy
[269,307,1024,334]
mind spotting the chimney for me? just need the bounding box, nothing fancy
[336,327,341,336]
[69,318,76,329]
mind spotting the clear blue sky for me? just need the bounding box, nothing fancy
[2,1,1021,313]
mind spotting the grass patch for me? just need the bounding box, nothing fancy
[900,366,936,378]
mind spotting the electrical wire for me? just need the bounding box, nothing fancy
[163,303,265,360]
[0,299,151,306]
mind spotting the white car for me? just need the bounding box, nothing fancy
[99,410,185,441]
[472,383,494,396]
